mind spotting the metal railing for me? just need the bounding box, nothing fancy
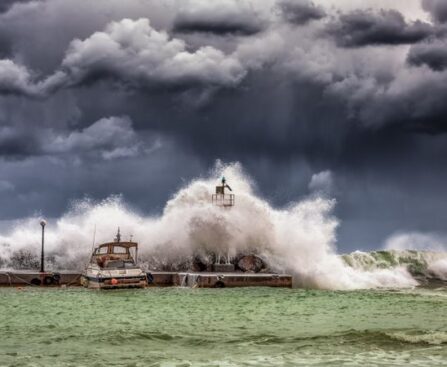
[212,194,235,207]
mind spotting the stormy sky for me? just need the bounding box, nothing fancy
[1,0,447,251]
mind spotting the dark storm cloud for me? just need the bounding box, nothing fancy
[0,115,155,160]
[407,38,447,71]
[324,66,447,133]
[58,18,245,89]
[172,4,265,35]
[2,0,447,251]
[326,9,433,47]
[277,0,326,25]
[422,0,447,23]
[0,0,36,13]
[0,18,246,96]
[0,126,39,158]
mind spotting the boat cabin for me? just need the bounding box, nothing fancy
[91,241,139,269]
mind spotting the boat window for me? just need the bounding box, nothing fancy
[96,247,108,255]
[104,260,125,269]
[112,246,127,254]
[124,260,136,268]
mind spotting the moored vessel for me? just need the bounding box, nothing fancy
[81,229,148,289]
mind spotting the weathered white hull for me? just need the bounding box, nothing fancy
[81,276,147,289]
[81,268,148,289]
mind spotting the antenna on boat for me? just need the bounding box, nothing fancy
[115,227,121,243]
[90,224,97,255]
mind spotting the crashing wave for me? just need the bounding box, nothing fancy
[0,162,445,290]
[342,250,447,282]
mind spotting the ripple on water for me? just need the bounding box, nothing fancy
[0,287,446,366]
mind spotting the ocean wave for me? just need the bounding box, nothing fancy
[342,250,447,282]
[385,331,447,345]
[0,162,446,290]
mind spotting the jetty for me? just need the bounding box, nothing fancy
[0,270,292,288]
[0,178,293,289]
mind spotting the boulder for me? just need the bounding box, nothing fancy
[192,256,209,272]
[237,255,265,273]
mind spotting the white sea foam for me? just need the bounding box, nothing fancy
[0,162,423,290]
[428,259,447,281]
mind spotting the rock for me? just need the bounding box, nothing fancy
[192,256,209,272]
[237,255,265,273]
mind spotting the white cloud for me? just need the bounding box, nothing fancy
[57,18,246,89]
[0,59,37,96]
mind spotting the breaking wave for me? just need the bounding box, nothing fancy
[342,250,447,281]
[0,162,445,290]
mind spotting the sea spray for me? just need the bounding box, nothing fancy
[0,162,429,290]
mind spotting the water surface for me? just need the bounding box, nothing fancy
[0,287,446,366]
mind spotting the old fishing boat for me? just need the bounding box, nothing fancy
[81,229,148,289]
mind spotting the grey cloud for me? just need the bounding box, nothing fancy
[0,59,38,96]
[2,0,447,251]
[0,0,178,75]
[0,126,39,158]
[0,180,14,192]
[44,116,153,160]
[58,18,245,89]
[407,38,447,71]
[422,0,447,24]
[173,1,265,35]
[326,68,447,133]
[277,0,326,25]
[0,0,36,13]
[0,18,248,97]
[0,115,156,160]
[326,9,433,47]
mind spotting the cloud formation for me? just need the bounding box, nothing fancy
[422,0,447,23]
[58,18,245,90]
[326,9,433,47]
[277,0,326,25]
[173,0,266,35]
[0,0,35,13]
[44,116,152,160]
[0,115,154,160]
[0,59,37,96]
[1,0,447,251]
[408,38,447,71]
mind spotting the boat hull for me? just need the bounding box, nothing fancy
[81,275,148,289]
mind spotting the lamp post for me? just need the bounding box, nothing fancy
[40,220,46,273]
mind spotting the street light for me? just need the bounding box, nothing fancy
[40,220,46,273]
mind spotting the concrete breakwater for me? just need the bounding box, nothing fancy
[0,271,293,288]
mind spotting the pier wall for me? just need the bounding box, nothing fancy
[175,273,292,288]
[0,271,293,288]
[0,271,81,286]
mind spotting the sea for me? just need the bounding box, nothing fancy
[0,286,446,367]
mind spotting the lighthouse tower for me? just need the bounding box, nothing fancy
[212,177,235,207]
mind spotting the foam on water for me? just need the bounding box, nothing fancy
[342,250,447,280]
[0,162,443,290]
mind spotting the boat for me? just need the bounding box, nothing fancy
[81,229,148,289]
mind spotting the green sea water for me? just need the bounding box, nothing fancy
[0,287,446,366]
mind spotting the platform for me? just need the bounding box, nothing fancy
[0,271,81,286]
[0,271,293,288]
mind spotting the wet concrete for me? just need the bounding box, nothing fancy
[0,271,293,288]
